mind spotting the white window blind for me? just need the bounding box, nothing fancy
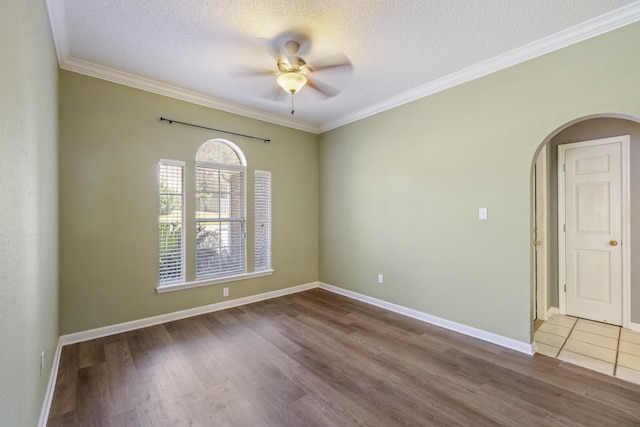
[158,160,185,285]
[254,170,272,272]
[195,140,247,279]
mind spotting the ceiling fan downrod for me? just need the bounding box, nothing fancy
[290,91,295,115]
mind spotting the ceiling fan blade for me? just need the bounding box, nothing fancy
[307,78,340,98]
[232,68,278,78]
[276,32,311,56]
[284,40,301,56]
[257,33,311,59]
[263,86,287,101]
[309,54,353,73]
[257,37,281,60]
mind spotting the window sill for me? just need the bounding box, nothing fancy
[156,269,275,294]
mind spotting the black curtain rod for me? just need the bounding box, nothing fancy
[160,117,271,143]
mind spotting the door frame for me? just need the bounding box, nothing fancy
[557,135,631,328]
[535,145,548,321]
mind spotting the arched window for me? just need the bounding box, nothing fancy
[195,139,247,279]
[158,138,272,290]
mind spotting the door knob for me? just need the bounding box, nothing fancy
[609,240,619,246]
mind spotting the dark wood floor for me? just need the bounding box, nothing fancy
[47,289,640,426]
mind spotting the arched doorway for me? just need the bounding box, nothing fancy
[533,115,640,329]
[531,114,640,380]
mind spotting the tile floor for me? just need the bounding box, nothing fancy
[534,314,640,385]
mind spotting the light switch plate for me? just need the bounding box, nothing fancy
[479,208,488,220]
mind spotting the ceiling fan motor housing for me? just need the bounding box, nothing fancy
[277,56,310,74]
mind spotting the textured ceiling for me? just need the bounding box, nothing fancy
[47,0,640,132]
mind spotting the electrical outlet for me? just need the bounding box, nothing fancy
[40,351,45,375]
[223,287,229,297]
[377,274,384,284]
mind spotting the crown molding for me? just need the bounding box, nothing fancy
[45,0,69,66]
[318,1,640,133]
[46,0,640,135]
[46,0,319,133]
[60,57,321,133]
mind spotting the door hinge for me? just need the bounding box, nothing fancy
[563,224,566,232]
[564,284,567,293]
[563,163,566,172]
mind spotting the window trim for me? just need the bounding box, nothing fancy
[155,269,274,293]
[157,139,275,293]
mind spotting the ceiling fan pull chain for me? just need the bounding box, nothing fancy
[290,92,295,115]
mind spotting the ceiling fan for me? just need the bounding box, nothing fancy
[236,34,353,114]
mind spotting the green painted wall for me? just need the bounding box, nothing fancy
[59,71,319,334]
[0,1,59,426]
[53,12,640,355]
[318,23,640,343]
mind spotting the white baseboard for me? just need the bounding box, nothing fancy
[59,281,319,346]
[318,282,533,355]
[546,306,559,318]
[43,279,535,424]
[38,339,63,427]
[59,280,535,354]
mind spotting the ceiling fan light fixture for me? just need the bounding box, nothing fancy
[277,72,307,94]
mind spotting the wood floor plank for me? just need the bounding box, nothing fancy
[284,366,373,426]
[48,344,80,418]
[48,288,640,426]
[103,339,142,417]
[278,317,495,426]
[78,339,105,369]
[126,324,176,370]
[74,363,112,427]
[46,410,76,427]
[197,380,266,427]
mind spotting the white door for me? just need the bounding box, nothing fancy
[559,137,625,325]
